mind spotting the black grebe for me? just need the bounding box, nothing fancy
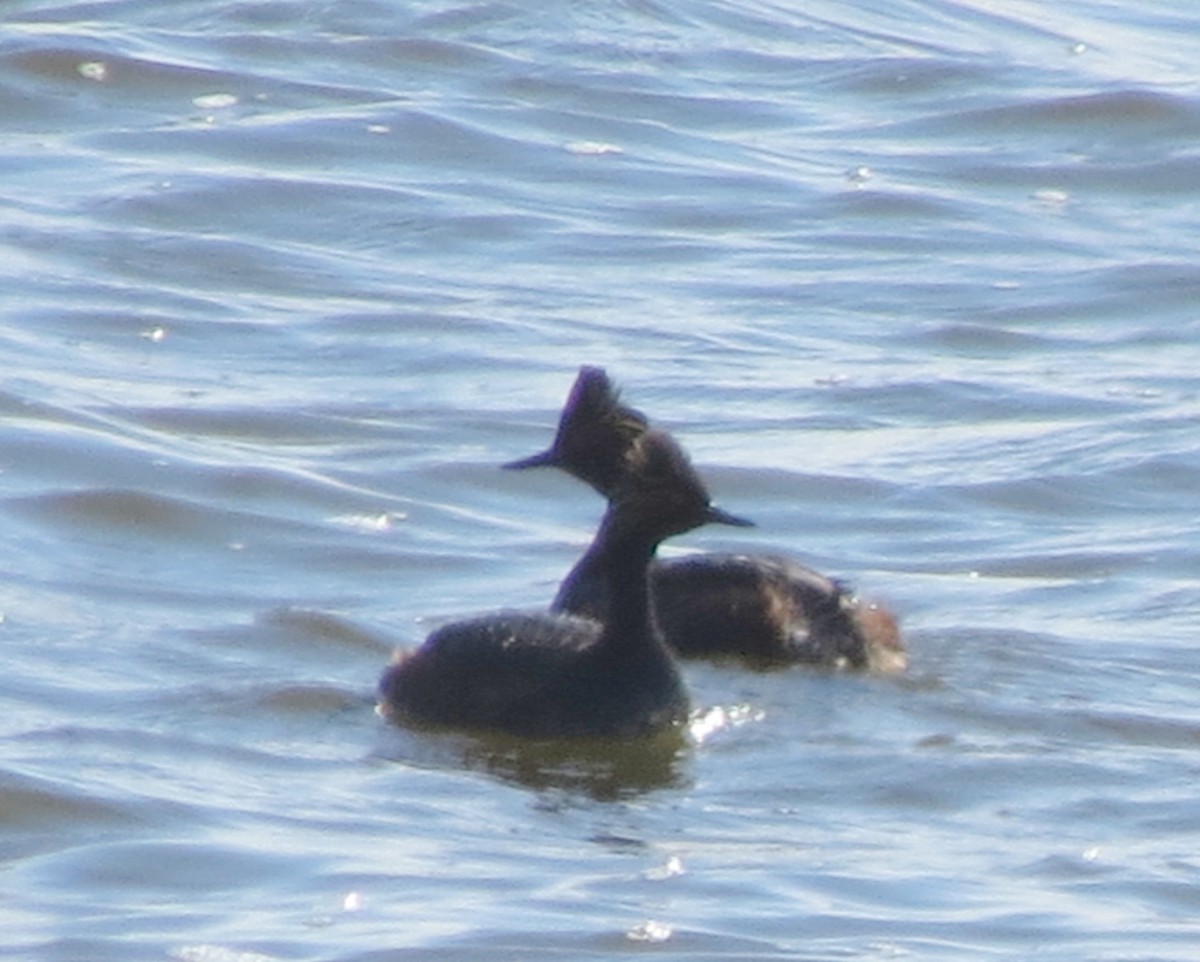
[506,367,906,673]
[379,429,751,739]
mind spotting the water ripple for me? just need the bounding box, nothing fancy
[3,0,1200,959]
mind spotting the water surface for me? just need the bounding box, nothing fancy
[3,1,1200,959]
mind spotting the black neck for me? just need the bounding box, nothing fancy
[595,534,658,656]
[551,537,606,616]
[553,510,664,659]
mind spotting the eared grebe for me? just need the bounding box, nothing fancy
[379,429,752,739]
[505,366,906,673]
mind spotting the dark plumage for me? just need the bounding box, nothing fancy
[506,366,906,672]
[380,429,745,739]
[504,365,650,496]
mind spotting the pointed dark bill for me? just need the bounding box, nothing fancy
[503,448,559,471]
[705,504,755,528]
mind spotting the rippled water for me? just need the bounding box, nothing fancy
[4,0,1200,959]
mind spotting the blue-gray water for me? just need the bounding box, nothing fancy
[3,1,1200,959]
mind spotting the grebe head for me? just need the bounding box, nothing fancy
[604,428,753,544]
[505,365,648,497]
